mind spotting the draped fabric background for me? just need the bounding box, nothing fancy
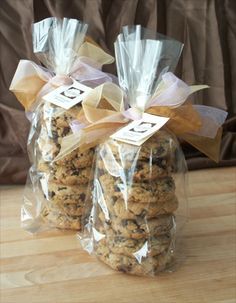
[0,0,235,184]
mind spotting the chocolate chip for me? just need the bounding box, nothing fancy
[117,265,130,273]
[51,130,58,139]
[71,170,80,176]
[152,158,166,168]
[58,187,67,191]
[49,191,55,198]
[79,193,86,201]
[112,196,118,203]
[114,185,120,192]
[71,215,79,219]
[166,177,174,189]
[61,126,70,137]
[140,210,147,217]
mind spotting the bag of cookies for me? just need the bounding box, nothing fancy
[80,26,227,276]
[10,18,115,232]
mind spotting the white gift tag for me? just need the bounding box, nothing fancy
[43,80,92,110]
[111,113,169,146]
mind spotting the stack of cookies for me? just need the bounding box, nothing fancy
[36,102,94,230]
[92,130,179,275]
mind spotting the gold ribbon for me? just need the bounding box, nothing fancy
[147,104,222,162]
[10,38,223,163]
[55,83,222,163]
[10,40,114,111]
[11,75,46,111]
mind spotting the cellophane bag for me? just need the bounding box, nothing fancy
[81,26,188,276]
[11,18,113,232]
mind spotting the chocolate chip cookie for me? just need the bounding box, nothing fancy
[41,102,82,140]
[103,197,178,220]
[55,148,94,169]
[96,213,175,239]
[99,130,178,163]
[98,233,173,258]
[95,243,174,276]
[90,129,180,275]
[42,207,82,230]
[37,102,83,162]
[41,182,89,216]
[38,161,92,185]
[97,174,176,204]
[96,158,172,181]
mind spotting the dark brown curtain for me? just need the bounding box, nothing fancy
[0,0,235,184]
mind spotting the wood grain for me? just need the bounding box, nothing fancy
[0,167,235,303]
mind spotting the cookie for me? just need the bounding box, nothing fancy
[98,233,172,258]
[48,203,84,216]
[37,124,61,161]
[103,196,178,220]
[96,213,175,239]
[95,243,174,276]
[38,132,94,168]
[52,165,92,185]
[41,182,89,216]
[37,103,83,161]
[98,130,177,163]
[42,102,82,140]
[41,208,82,230]
[97,158,171,181]
[98,174,176,204]
[55,148,94,169]
[38,162,92,185]
[44,182,88,203]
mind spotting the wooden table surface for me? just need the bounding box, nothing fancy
[0,167,236,303]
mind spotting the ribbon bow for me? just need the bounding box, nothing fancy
[56,72,227,162]
[9,41,114,112]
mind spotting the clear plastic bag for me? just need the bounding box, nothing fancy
[23,101,94,231]
[82,130,187,276]
[81,26,188,276]
[11,18,113,232]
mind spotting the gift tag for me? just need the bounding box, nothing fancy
[110,113,169,146]
[43,80,92,109]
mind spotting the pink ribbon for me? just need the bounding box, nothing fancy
[121,72,227,139]
[48,74,73,86]
[122,107,143,120]
[70,120,87,134]
[69,56,114,87]
[11,58,116,109]
[191,105,228,138]
[148,72,192,108]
